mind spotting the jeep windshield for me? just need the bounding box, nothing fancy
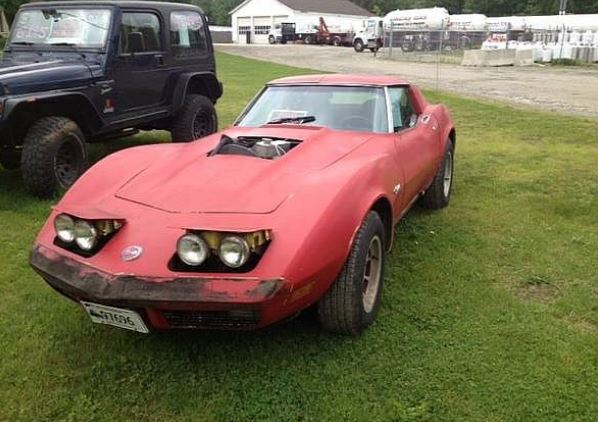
[236,85,389,133]
[10,8,111,49]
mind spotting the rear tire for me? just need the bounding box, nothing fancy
[318,211,386,335]
[304,35,313,45]
[21,117,88,198]
[171,94,218,142]
[420,140,454,210]
[332,36,342,47]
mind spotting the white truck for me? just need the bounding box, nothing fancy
[353,8,489,53]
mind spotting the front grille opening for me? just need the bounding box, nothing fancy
[161,309,260,329]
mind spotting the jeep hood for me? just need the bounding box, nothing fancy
[115,127,373,214]
[0,56,95,94]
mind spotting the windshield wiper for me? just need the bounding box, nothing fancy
[267,115,316,125]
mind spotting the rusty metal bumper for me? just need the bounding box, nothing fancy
[29,244,290,329]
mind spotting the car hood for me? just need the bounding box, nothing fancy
[0,56,95,94]
[115,126,374,214]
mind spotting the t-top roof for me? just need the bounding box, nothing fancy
[268,74,410,87]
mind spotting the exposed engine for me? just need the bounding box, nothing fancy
[209,135,300,160]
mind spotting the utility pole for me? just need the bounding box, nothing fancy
[559,0,568,15]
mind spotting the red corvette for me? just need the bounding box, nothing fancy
[30,74,455,335]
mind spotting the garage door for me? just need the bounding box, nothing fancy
[237,17,250,43]
[252,16,272,44]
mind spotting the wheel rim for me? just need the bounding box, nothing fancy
[443,151,453,197]
[54,134,84,187]
[192,110,211,139]
[362,235,382,313]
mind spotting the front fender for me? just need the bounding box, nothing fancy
[272,155,395,304]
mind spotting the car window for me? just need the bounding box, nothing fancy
[237,85,389,133]
[389,87,416,131]
[120,12,161,53]
[10,8,111,48]
[170,11,207,58]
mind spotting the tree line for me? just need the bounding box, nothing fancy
[3,0,598,27]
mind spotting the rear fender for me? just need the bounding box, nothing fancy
[172,73,223,110]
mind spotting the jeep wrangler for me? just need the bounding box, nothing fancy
[0,1,222,197]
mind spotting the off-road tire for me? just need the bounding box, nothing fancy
[171,94,218,142]
[353,39,364,52]
[318,211,386,335]
[0,151,21,170]
[420,140,454,210]
[21,117,87,198]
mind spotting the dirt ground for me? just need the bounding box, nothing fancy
[217,44,598,119]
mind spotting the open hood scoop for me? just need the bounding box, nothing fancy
[209,134,301,160]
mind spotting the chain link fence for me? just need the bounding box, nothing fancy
[382,27,598,64]
[382,29,488,64]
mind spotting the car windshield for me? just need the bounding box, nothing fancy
[237,85,389,133]
[10,8,111,48]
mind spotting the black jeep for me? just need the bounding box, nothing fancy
[0,1,222,197]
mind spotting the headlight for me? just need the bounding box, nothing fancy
[74,220,98,251]
[218,235,250,268]
[54,214,75,243]
[177,234,209,266]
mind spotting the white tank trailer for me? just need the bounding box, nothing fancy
[484,14,598,63]
[352,8,598,62]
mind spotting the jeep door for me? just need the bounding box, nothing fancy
[109,10,170,114]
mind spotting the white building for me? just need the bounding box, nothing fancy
[230,0,373,44]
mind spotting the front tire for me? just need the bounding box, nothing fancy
[354,39,364,52]
[318,211,386,335]
[171,94,218,142]
[268,35,276,44]
[21,117,88,198]
[420,140,454,209]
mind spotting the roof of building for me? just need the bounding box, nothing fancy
[230,0,374,17]
[267,74,410,87]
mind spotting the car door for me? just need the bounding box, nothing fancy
[109,10,169,114]
[389,86,441,207]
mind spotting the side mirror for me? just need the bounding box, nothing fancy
[127,32,145,53]
[408,114,418,127]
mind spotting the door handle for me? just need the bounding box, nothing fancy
[155,55,165,67]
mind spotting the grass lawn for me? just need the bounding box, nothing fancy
[1,52,598,421]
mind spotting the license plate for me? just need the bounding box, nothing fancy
[81,301,149,333]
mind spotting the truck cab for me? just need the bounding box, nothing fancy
[353,17,383,52]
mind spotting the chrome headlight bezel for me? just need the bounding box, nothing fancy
[177,233,210,266]
[74,220,99,251]
[218,235,251,268]
[54,214,76,244]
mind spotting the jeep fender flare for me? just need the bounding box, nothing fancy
[172,72,223,112]
[4,92,103,141]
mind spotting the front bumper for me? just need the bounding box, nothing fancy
[30,244,293,330]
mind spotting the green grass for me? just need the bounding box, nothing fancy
[1,52,598,421]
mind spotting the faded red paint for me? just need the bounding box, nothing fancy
[30,75,455,331]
